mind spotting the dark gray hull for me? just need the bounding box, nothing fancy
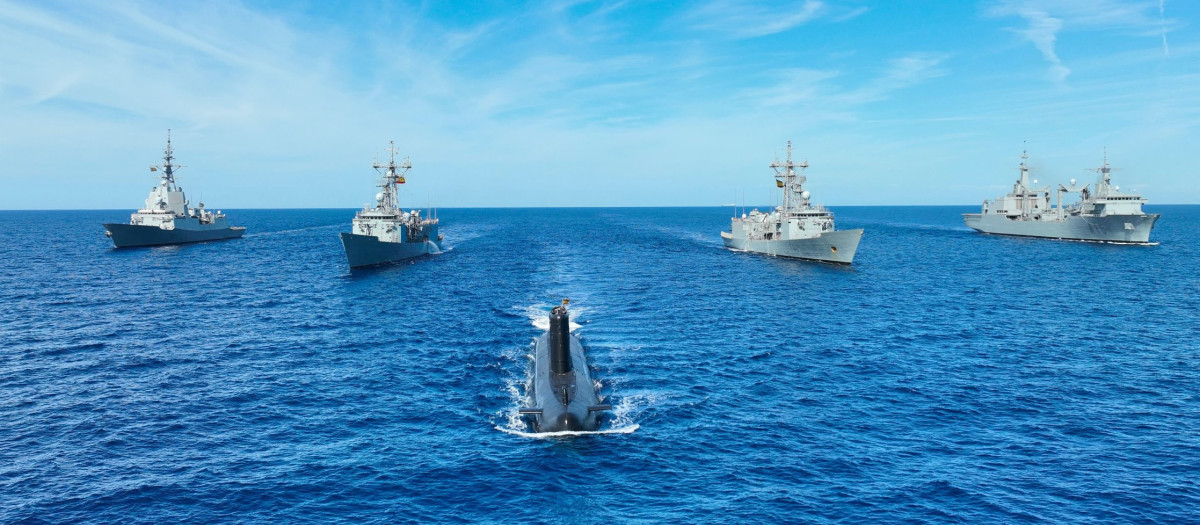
[528,332,603,432]
[103,223,246,248]
[963,213,1159,244]
[339,232,441,268]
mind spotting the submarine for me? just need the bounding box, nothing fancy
[520,300,611,432]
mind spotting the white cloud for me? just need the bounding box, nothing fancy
[867,53,951,94]
[742,52,949,110]
[1017,7,1070,83]
[682,0,827,38]
[987,0,1172,85]
[0,1,1195,208]
[1160,0,1170,56]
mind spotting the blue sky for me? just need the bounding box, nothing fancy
[1,0,1196,209]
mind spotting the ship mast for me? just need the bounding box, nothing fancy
[373,140,411,213]
[1093,147,1113,196]
[770,140,808,213]
[154,129,182,190]
[1016,150,1031,192]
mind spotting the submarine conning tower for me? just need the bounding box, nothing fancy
[549,303,572,374]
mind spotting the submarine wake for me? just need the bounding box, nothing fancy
[495,424,640,439]
[496,381,649,438]
[523,303,584,332]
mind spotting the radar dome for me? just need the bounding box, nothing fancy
[1070,178,1077,186]
[801,190,810,200]
[375,192,384,202]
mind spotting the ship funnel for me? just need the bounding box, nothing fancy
[549,300,572,375]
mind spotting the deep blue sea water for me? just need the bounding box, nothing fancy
[1,205,1198,523]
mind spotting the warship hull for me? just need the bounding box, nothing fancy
[721,228,863,264]
[340,232,440,268]
[963,213,1159,244]
[103,223,245,248]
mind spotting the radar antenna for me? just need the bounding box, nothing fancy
[152,129,184,189]
[770,140,809,212]
[372,140,411,212]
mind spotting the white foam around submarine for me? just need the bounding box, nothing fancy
[494,424,640,439]
[524,303,585,331]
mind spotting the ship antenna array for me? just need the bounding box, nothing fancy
[373,140,412,183]
[770,140,808,211]
[371,140,413,212]
[152,129,184,187]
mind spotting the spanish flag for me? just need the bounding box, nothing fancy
[396,176,406,184]
[776,179,784,188]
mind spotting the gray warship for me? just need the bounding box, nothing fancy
[340,141,442,268]
[520,300,611,433]
[963,151,1159,244]
[721,141,863,264]
[103,132,245,248]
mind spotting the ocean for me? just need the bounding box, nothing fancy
[1,206,1197,523]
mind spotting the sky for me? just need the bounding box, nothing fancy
[1,0,1197,209]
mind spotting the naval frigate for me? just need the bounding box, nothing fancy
[721,141,863,264]
[340,141,443,268]
[103,132,245,248]
[963,151,1159,244]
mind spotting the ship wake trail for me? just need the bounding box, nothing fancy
[437,223,498,247]
[244,224,341,238]
[852,219,973,232]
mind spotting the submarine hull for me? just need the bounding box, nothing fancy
[527,331,604,433]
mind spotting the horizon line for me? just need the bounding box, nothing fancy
[2,203,1198,212]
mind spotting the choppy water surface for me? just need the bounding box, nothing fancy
[1,206,1198,523]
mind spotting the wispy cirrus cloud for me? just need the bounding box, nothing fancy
[681,0,864,39]
[742,52,949,110]
[1160,0,1170,56]
[987,0,1176,84]
[863,53,951,97]
[2,0,1196,208]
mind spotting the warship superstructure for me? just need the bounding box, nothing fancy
[721,141,863,264]
[340,142,442,268]
[520,300,610,433]
[963,151,1159,244]
[103,132,245,248]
